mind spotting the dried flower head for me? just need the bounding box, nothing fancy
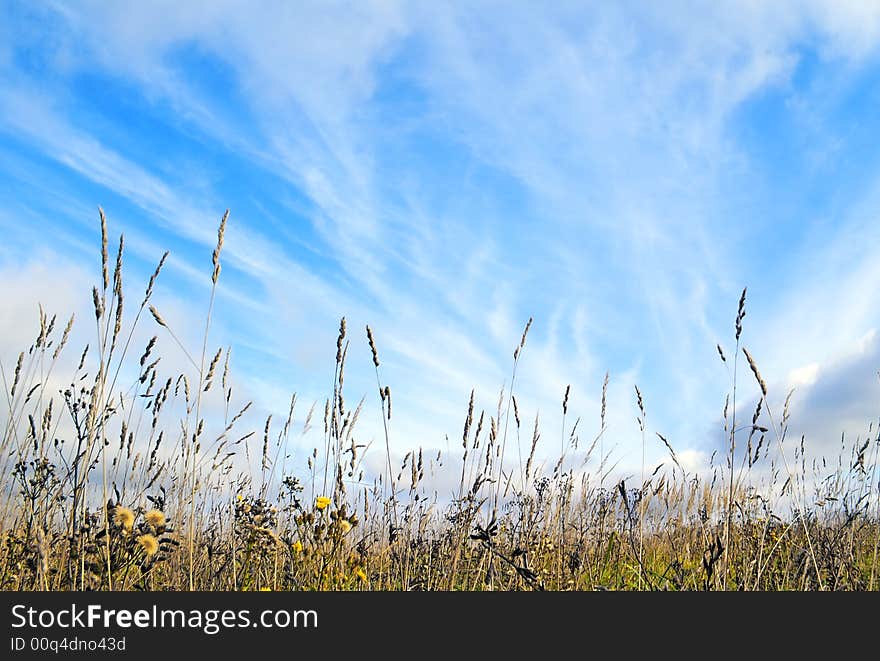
[144,510,166,529]
[113,506,135,531]
[137,534,159,556]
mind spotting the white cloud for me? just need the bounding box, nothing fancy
[3,0,880,486]
[788,363,820,389]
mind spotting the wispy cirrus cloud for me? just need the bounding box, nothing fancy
[1,1,880,484]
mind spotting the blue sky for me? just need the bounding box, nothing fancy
[2,1,880,484]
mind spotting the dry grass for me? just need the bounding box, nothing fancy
[1,210,878,591]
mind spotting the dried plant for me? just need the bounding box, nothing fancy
[0,211,877,592]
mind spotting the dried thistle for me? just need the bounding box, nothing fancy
[144,510,166,529]
[113,506,135,531]
[137,534,159,556]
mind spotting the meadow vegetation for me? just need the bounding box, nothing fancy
[1,210,878,591]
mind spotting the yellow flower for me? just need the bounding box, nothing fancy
[137,534,159,556]
[144,509,166,528]
[292,541,303,553]
[355,568,367,583]
[259,587,271,592]
[113,506,135,531]
[338,519,352,534]
[315,496,331,511]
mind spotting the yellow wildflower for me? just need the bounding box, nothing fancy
[315,496,331,511]
[137,534,159,556]
[292,541,303,553]
[113,506,135,531]
[144,509,166,528]
[355,568,367,583]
